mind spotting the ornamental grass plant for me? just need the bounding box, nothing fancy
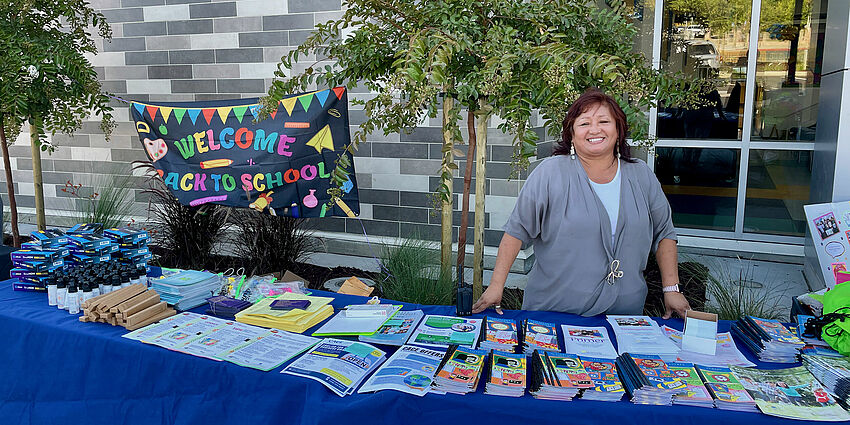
[377,236,454,306]
[231,210,320,277]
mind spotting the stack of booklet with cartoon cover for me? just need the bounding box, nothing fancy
[667,362,714,408]
[484,350,527,397]
[358,310,424,347]
[731,316,804,363]
[479,316,519,352]
[522,319,561,354]
[801,354,850,409]
[150,270,220,311]
[615,353,685,405]
[696,365,758,411]
[607,315,679,361]
[731,365,850,421]
[282,338,387,397]
[561,325,618,358]
[432,345,488,394]
[579,356,625,401]
[528,351,594,400]
[358,344,445,396]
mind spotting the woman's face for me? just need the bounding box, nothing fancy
[572,103,618,160]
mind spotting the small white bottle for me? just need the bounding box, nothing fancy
[67,285,80,315]
[47,278,58,306]
[56,280,67,310]
[91,284,101,298]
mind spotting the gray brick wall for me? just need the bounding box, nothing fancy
[2,0,542,255]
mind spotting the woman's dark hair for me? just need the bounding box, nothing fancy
[553,89,634,162]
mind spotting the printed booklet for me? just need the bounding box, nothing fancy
[606,315,679,360]
[358,310,424,347]
[282,338,387,397]
[485,350,527,397]
[561,325,618,358]
[479,316,519,352]
[358,344,446,396]
[667,362,713,408]
[522,319,561,354]
[432,345,488,394]
[731,365,850,421]
[696,365,758,411]
[579,356,624,401]
[408,315,482,348]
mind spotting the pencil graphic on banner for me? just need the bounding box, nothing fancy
[335,198,356,218]
[200,159,234,169]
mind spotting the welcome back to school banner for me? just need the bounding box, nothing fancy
[130,87,359,218]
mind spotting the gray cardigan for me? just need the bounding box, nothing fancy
[504,155,677,316]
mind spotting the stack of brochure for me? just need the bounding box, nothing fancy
[579,356,625,401]
[358,345,445,396]
[150,270,220,311]
[479,316,519,352]
[312,304,401,336]
[484,350,527,397]
[607,315,679,361]
[528,351,593,400]
[282,338,387,397]
[432,345,488,394]
[731,365,850,421]
[358,310,424,346]
[660,325,755,367]
[562,325,618,358]
[615,353,685,405]
[667,362,714,408]
[695,365,758,411]
[522,319,561,354]
[235,293,334,333]
[731,316,804,363]
[802,354,850,409]
[408,315,481,348]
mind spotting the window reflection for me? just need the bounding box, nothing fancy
[655,147,740,231]
[744,150,812,236]
[751,0,826,141]
[658,1,752,140]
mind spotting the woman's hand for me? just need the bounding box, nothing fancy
[663,291,690,319]
[472,285,504,315]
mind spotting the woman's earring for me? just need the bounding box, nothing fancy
[570,144,575,159]
[616,144,620,159]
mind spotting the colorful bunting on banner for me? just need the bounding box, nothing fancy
[145,105,158,121]
[281,97,297,116]
[133,103,145,117]
[298,95,313,112]
[202,108,215,125]
[333,87,345,99]
[233,106,248,123]
[217,107,232,124]
[315,90,330,107]
[160,107,173,123]
[187,109,201,125]
[249,105,261,120]
[174,108,187,124]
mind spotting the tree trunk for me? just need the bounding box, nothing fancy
[440,95,454,278]
[0,115,21,247]
[473,98,492,301]
[30,118,46,231]
[456,109,476,287]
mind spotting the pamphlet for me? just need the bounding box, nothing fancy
[357,344,445,396]
[667,362,713,407]
[579,356,624,401]
[485,350,527,397]
[432,345,488,394]
[358,310,424,347]
[606,315,679,360]
[661,325,755,367]
[179,321,268,360]
[149,314,228,350]
[561,325,617,358]
[282,338,387,396]
[731,365,850,421]
[479,316,519,352]
[312,304,401,336]
[218,329,320,371]
[408,315,482,348]
[122,312,201,342]
[522,319,561,353]
[696,365,758,411]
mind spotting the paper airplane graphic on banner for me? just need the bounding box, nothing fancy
[306,124,334,153]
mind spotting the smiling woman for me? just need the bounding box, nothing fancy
[472,89,691,319]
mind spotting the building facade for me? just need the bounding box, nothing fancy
[3,0,849,287]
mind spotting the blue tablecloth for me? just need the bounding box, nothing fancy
[0,279,841,425]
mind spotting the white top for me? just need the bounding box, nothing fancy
[588,161,621,244]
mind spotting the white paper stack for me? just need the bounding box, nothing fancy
[561,325,618,358]
[606,315,680,361]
